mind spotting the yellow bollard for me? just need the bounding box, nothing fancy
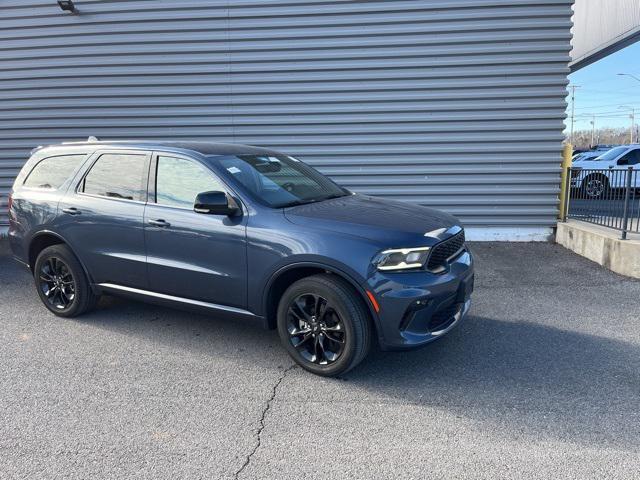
[558,142,573,220]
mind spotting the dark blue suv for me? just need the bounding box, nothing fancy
[8,140,474,376]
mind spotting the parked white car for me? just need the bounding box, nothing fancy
[572,150,607,163]
[571,145,640,198]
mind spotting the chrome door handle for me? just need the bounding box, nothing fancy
[149,219,170,228]
[62,207,81,215]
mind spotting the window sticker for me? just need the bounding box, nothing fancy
[227,166,241,174]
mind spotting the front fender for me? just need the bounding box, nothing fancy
[258,257,382,342]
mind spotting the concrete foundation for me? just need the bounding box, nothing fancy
[556,220,640,279]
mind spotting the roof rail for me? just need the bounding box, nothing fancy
[61,136,100,145]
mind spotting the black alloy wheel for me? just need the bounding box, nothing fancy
[277,274,371,377]
[38,256,76,311]
[286,293,346,365]
[34,244,99,317]
[583,175,609,199]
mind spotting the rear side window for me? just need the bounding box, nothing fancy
[81,153,148,201]
[23,154,86,190]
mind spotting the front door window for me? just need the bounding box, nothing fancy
[155,156,225,208]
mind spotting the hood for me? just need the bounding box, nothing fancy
[284,194,462,247]
[572,159,611,168]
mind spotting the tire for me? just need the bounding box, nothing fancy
[581,174,610,199]
[33,244,99,317]
[277,274,372,377]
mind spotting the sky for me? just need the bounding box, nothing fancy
[566,41,640,133]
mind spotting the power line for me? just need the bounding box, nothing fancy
[576,86,639,96]
[574,101,640,111]
[575,112,634,118]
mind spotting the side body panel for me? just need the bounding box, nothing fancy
[57,193,148,288]
[144,203,248,307]
[55,150,150,288]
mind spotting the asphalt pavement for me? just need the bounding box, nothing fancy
[1,242,639,479]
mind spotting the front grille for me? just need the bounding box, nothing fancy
[426,230,465,271]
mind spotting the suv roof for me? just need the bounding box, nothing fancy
[32,140,281,157]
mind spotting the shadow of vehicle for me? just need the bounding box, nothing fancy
[349,314,640,449]
[81,293,640,450]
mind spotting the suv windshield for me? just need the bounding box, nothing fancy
[596,146,628,161]
[215,154,348,208]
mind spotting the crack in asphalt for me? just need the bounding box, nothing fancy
[234,364,297,479]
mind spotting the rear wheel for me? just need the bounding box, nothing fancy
[34,244,99,317]
[277,274,371,377]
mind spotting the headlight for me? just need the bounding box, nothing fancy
[374,246,430,271]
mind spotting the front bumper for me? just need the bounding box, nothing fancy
[365,249,474,350]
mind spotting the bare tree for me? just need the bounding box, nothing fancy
[567,127,636,149]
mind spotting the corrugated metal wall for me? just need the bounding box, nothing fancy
[0,0,572,234]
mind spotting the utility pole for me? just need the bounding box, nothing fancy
[617,74,640,143]
[569,84,579,145]
[590,114,595,147]
[618,106,636,144]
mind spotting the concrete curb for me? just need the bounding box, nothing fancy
[556,220,640,279]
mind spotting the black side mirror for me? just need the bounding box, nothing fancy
[194,191,240,216]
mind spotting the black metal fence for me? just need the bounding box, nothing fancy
[564,166,640,239]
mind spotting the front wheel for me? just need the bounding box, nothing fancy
[581,174,610,199]
[277,274,372,377]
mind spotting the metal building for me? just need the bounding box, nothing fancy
[571,0,640,71]
[0,0,573,240]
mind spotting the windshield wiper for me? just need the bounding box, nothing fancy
[278,198,317,208]
[278,193,347,208]
[322,193,348,201]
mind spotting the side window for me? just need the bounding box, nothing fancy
[617,150,640,166]
[156,156,225,209]
[23,154,86,190]
[82,153,148,201]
